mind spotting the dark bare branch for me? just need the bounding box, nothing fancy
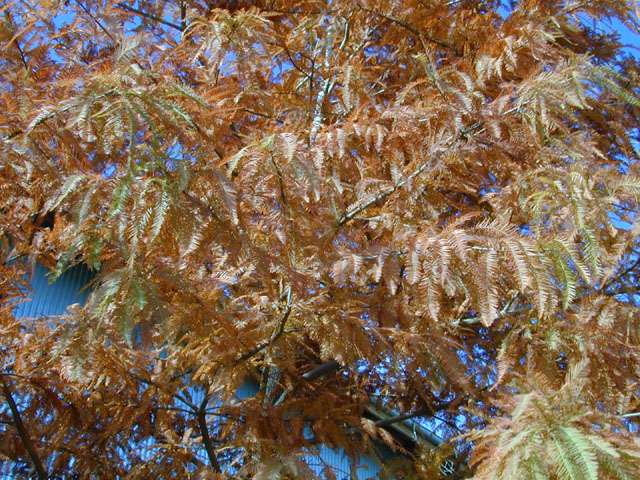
[0,375,47,480]
[197,395,222,473]
[375,407,431,428]
[302,360,341,381]
[115,2,185,32]
[356,3,460,55]
[75,0,116,42]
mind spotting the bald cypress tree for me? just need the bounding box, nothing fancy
[1,1,640,478]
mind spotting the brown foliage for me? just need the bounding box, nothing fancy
[1,0,640,478]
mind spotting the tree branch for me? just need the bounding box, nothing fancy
[180,0,186,31]
[3,12,28,70]
[242,108,285,124]
[270,40,312,81]
[237,287,292,362]
[4,88,119,141]
[75,0,115,42]
[301,360,340,381]
[604,283,640,297]
[116,2,185,32]
[338,105,525,227]
[375,407,431,428]
[197,395,222,473]
[601,255,640,293]
[127,370,198,410]
[622,411,640,418]
[273,360,341,407]
[374,394,468,429]
[338,147,437,225]
[356,4,460,55]
[0,375,47,480]
[129,371,222,471]
[338,186,396,225]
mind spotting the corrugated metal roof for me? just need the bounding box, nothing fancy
[12,262,92,318]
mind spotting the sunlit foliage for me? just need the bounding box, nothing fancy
[1,0,640,478]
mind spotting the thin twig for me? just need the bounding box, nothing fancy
[356,3,460,55]
[242,108,284,124]
[461,121,485,137]
[75,0,116,42]
[169,368,195,382]
[237,287,292,362]
[13,35,28,70]
[602,255,640,292]
[3,12,29,70]
[115,2,185,32]
[127,370,198,410]
[271,40,312,80]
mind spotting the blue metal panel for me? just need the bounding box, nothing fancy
[13,262,92,318]
[235,378,260,400]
